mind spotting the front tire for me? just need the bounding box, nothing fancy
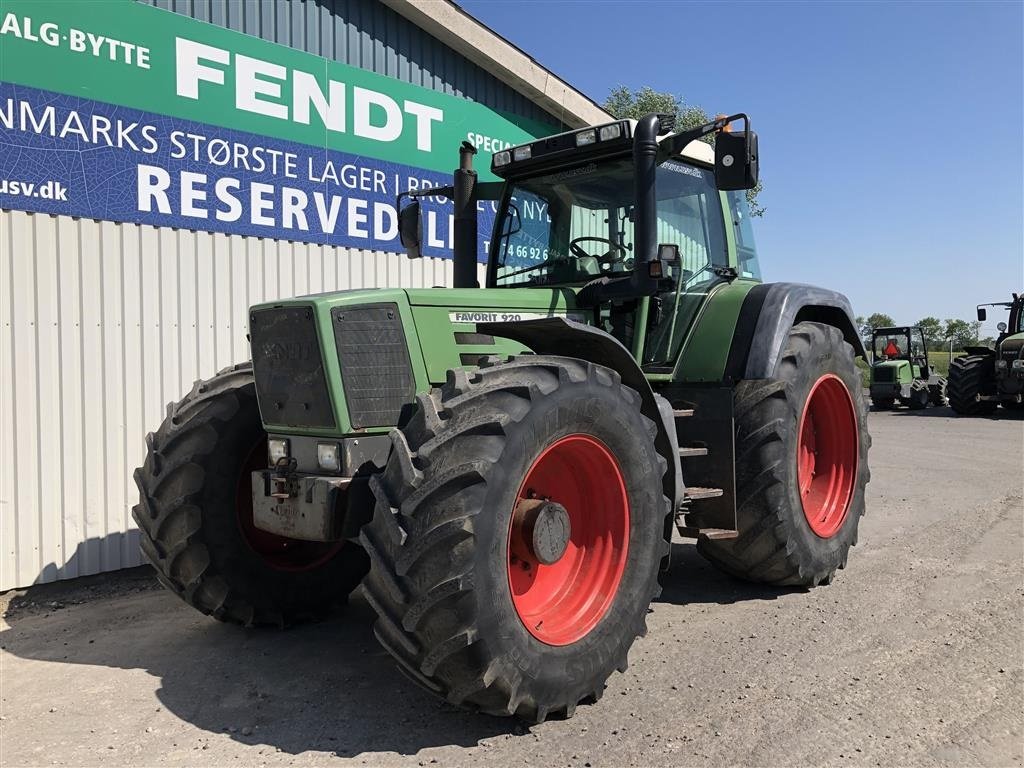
[360,356,671,722]
[907,379,929,410]
[133,363,369,626]
[947,355,998,415]
[698,322,870,587]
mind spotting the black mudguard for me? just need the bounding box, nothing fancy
[962,345,995,357]
[724,282,867,381]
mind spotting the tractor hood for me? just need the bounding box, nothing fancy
[403,287,586,383]
[247,286,588,435]
[999,332,1024,359]
[403,287,580,313]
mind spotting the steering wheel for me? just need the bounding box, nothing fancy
[570,237,628,269]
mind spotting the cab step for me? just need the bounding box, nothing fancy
[672,408,695,418]
[678,446,708,457]
[676,526,738,541]
[683,486,724,500]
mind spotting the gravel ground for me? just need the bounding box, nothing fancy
[2,407,1022,767]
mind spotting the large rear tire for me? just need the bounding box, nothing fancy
[947,355,998,415]
[360,356,671,722]
[133,363,369,626]
[698,322,870,587]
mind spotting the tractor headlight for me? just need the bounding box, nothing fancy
[575,128,597,147]
[512,145,532,161]
[1013,359,1024,370]
[317,442,341,472]
[268,438,289,465]
[996,359,1008,370]
[493,150,511,168]
[599,123,622,142]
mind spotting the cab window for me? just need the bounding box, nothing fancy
[726,191,762,280]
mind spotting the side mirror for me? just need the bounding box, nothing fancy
[398,200,422,259]
[657,243,679,263]
[977,307,987,321]
[715,129,759,191]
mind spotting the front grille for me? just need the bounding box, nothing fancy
[331,303,415,428]
[250,306,336,428]
[873,367,896,382]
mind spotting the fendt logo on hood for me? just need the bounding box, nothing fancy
[262,340,314,365]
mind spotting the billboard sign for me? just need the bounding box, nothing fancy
[0,0,554,258]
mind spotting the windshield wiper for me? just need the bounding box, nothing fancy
[496,255,571,282]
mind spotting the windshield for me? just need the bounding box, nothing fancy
[491,159,727,288]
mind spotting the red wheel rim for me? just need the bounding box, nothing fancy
[507,434,629,646]
[235,441,344,572]
[797,374,859,538]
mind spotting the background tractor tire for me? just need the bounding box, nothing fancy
[360,356,671,723]
[698,322,870,587]
[133,362,369,626]
[947,355,998,416]
[930,379,948,407]
[907,379,930,410]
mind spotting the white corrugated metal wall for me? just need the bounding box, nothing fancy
[0,209,486,590]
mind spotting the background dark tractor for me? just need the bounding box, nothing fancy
[134,113,871,723]
[947,293,1024,415]
[868,326,946,410]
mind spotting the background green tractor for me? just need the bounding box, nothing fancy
[868,326,946,410]
[947,293,1024,415]
[134,113,871,723]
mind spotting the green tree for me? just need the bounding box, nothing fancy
[944,318,982,349]
[859,312,896,341]
[603,86,764,216]
[916,316,944,350]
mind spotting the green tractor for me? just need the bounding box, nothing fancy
[134,113,871,722]
[868,326,946,409]
[947,293,1024,414]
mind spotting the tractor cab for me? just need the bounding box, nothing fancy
[975,293,1024,348]
[397,113,762,374]
[872,327,927,372]
[869,326,946,410]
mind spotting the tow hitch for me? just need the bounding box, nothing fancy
[252,458,352,541]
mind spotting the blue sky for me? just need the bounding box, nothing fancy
[463,0,1023,334]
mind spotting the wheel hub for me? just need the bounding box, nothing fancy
[512,499,572,565]
[507,434,630,646]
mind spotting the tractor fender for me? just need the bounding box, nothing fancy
[478,317,684,512]
[725,282,868,380]
[962,345,995,357]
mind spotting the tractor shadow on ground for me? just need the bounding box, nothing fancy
[882,405,1024,420]
[0,562,513,758]
[657,542,803,605]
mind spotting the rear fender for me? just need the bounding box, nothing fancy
[962,346,995,357]
[724,282,867,380]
